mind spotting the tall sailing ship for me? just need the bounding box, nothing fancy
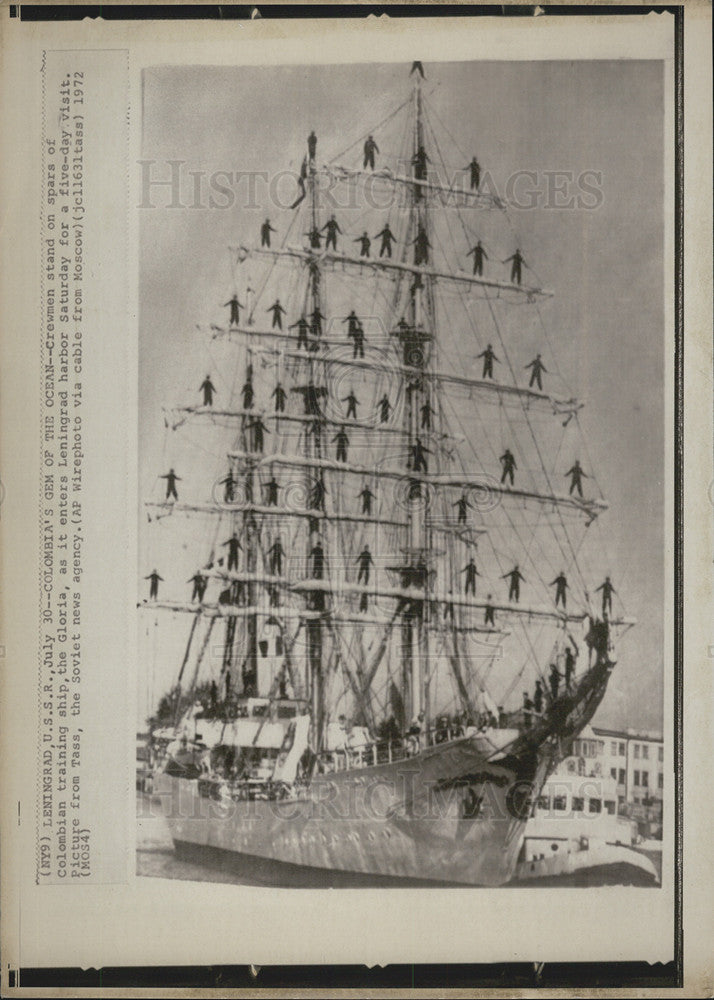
[143,63,633,887]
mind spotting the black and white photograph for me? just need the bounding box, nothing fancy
[137,56,667,891]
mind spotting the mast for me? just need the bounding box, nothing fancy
[305,133,325,750]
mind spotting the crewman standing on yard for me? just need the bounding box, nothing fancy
[413,227,431,265]
[307,131,317,160]
[267,298,286,330]
[565,459,588,498]
[247,416,270,453]
[289,315,310,351]
[462,557,480,596]
[187,571,207,603]
[420,401,436,431]
[467,240,488,276]
[363,134,379,170]
[272,382,287,413]
[484,594,495,627]
[333,426,350,463]
[199,375,217,407]
[499,448,517,486]
[375,223,396,258]
[355,231,371,258]
[503,565,525,602]
[322,215,342,251]
[453,493,469,525]
[504,248,526,285]
[342,389,359,420]
[263,475,280,507]
[525,354,547,391]
[160,468,181,501]
[357,545,374,584]
[222,533,242,572]
[145,570,164,600]
[378,393,392,424]
[478,343,499,380]
[595,576,616,617]
[410,438,431,473]
[268,538,285,576]
[223,294,244,327]
[260,218,277,247]
[550,571,568,609]
[359,484,375,515]
[465,156,481,191]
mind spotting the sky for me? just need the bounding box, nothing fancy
[138,59,666,733]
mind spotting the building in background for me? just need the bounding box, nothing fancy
[584,725,664,838]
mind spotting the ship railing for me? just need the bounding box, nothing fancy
[316,722,482,775]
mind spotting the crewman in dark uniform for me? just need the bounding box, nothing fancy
[477,343,499,380]
[523,692,534,729]
[307,131,317,160]
[310,307,325,339]
[354,232,371,258]
[222,533,242,572]
[223,295,244,327]
[268,538,285,575]
[187,571,207,603]
[412,145,429,180]
[462,557,480,596]
[565,459,588,498]
[305,227,322,249]
[145,569,164,600]
[410,438,431,473]
[378,393,392,424]
[220,470,236,503]
[595,576,616,616]
[504,248,526,285]
[484,594,495,627]
[267,298,286,330]
[420,401,436,431]
[199,375,217,407]
[333,426,350,463]
[525,354,548,391]
[358,484,375,515]
[160,468,181,501]
[503,565,525,602]
[453,493,469,525]
[499,448,517,486]
[263,475,280,507]
[342,310,359,339]
[289,315,310,351]
[322,215,342,251]
[465,156,481,191]
[363,134,379,169]
[467,240,488,276]
[260,218,277,247]
[342,389,359,420]
[549,662,561,701]
[564,645,576,689]
[247,416,270,452]
[310,477,327,512]
[241,379,254,410]
[375,223,396,258]
[272,382,287,413]
[533,679,544,715]
[352,322,366,359]
[550,571,568,609]
[412,226,430,265]
[356,545,374,584]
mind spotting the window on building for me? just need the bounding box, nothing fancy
[553,795,567,811]
[589,798,602,814]
[658,746,663,762]
[619,768,626,784]
[634,770,640,786]
[610,768,617,780]
[658,772,664,790]
[582,743,589,758]
[634,744,640,759]
[572,797,584,812]
[619,742,625,756]
[604,800,616,815]
[611,741,617,755]
[537,795,549,811]
[642,771,649,788]
[642,745,649,760]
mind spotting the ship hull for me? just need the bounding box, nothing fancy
[154,733,554,887]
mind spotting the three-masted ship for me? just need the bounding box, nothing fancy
[144,62,632,887]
